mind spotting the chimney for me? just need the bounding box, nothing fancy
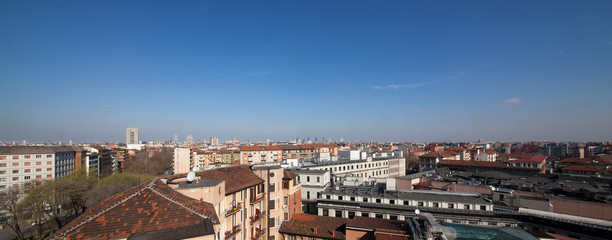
[332,229,335,237]
[314,227,317,234]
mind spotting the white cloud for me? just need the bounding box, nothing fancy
[372,82,427,90]
[497,97,521,108]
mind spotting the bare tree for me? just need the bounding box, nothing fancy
[0,182,40,240]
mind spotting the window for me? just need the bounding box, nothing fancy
[317,177,320,182]
[36,155,41,158]
[390,200,395,204]
[24,169,31,173]
[269,199,276,210]
[36,175,42,179]
[335,210,342,218]
[47,168,52,171]
[326,195,330,199]
[363,198,368,202]
[418,202,423,207]
[269,183,275,192]
[12,177,19,181]
[13,156,19,159]
[361,212,369,217]
[338,196,343,200]
[375,214,383,218]
[348,211,355,219]
[390,215,398,220]
[47,155,52,158]
[448,204,454,209]
[12,170,18,174]
[25,155,30,159]
[306,192,310,199]
[284,196,289,205]
[0,163,5,167]
[36,162,41,166]
[12,163,18,167]
[403,200,409,205]
[24,176,30,180]
[24,162,30,166]
[480,206,487,211]
[47,174,52,178]
[306,176,310,182]
[0,156,6,160]
[376,198,381,203]
[269,218,276,228]
[350,196,355,201]
[47,161,52,165]
[464,205,470,210]
[323,209,329,216]
[434,203,439,208]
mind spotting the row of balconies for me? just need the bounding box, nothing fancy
[225,202,242,217]
[225,224,241,240]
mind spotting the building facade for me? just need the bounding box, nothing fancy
[126,127,140,145]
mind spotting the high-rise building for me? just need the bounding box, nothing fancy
[186,135,193,144]
[126,128,139,144]
[209,137,219,146]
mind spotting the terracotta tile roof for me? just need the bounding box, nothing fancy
[279,214,347,240]
[445,147,466,151]
[196,165,264,195]
[50,179,219,240]
[419,152,457,158]
[562,165,608,172]
[261,145,282,151]
[560,157,597,163]
[309,143,325,148]
[298,145,315,150]
[485,151,497,154]
[283,170,297,180]
[324,144,338,148]
[347,217,410,235]
[241,145,262,151]
[279,145,302,150]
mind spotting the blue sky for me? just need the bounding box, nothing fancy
[1,1,611,143]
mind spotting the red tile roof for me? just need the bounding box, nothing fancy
[199,165,264,194]
[51,179,218,240]
[445,147,466,151]
[283,170,298,180]
[261,145,282,151]
[279,214,347,240]
[241,145,262,151]
[279,145,302,150]
[347,217,411,238]
[560,157,597,163]
[298,145,315,150]
[562,165,608,172]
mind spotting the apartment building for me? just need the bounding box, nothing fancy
[294,170,331,213]
[315,186,507,226]
[173,147,193,174]
[84,146,113,177]
[303,157,405,184]
[418,152,459,170]
[240,146,282,165]
[0,146,86,189]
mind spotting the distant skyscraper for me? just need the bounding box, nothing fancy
[209,137,219,146]
[186,135,193,144]
[126,128,139,144]
[173,134,178,143]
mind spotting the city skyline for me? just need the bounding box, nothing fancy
[1,1,611,143]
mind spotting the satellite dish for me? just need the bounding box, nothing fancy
[187,171,196,182]
[415,209,420,215]
[193,166,198,172]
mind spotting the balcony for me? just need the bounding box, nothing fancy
[225,202,242,217]
[252,228,265,240]
[225,224,241,240]
[249,210,265,225]
[250,194,265,205]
